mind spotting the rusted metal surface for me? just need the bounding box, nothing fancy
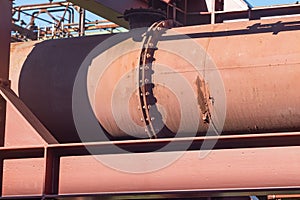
[7,16,300,142]
[91,16,300,138]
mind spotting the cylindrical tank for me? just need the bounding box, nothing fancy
[10,16,300,143]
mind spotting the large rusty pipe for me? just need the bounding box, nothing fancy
[8,16,300,143]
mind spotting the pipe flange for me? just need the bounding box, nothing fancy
[124,8,167,29]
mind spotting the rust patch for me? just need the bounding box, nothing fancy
[195,76,210,123]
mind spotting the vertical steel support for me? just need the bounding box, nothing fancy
[0,158,3,196]
[44,148,60,195]
[184,0,187,25]
[211,0,216,24]
[79,7,85,36]
[173,2,176,22]
[0,0,12,147]
[0,2,11,194]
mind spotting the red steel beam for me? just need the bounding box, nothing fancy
[0,0,12,146]
[2,145,300,196]
[2,132,300,196]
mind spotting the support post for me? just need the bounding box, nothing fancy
[44,148,60,195]
[0,0,12,146]
[211,0,216,24]
[79,7,85,36]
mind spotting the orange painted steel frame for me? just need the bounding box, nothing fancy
[1,135,300,198]
[1,2,300,199]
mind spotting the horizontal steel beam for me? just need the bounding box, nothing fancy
[1,132,300,196]
[1,131,300,158]
[0,147,44,160]
[1,188,300,199]
[46,132,300,156]
[215,4,300,22]
[1,145,300,197]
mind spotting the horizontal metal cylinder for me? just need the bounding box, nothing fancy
[9,16,300,142]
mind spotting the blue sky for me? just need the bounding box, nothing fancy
[248,0,297,6]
